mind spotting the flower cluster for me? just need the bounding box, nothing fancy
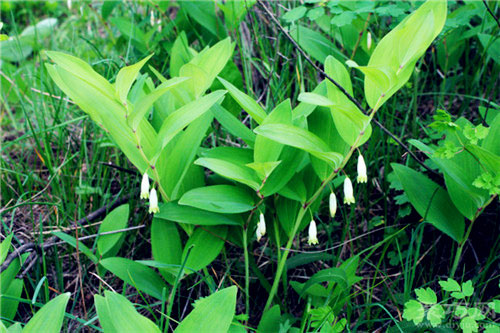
[140,173,159,214]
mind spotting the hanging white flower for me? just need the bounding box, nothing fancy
[256,213,266,241]
[343,177,355,205]
[307,220,318,245]
[367,31,372,50]
[329,192,337,218]
[148,188,159,214]
[357,154,367,184]
[140,173,150,200]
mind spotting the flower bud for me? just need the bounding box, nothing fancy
[357,154,367,184]
[367,32,372,50]
[308,220,318,245]
[149,188,159,214]
[329,192,337,217]
[140,173,150,200]
[343,177,355,205]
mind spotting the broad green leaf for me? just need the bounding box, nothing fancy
[115,54,153,105]
[179,185,254,213]
[246,161,281,180]
[289,25,343,63]
[179,1,224,38]
[151,219,182,283]
[179,63,209,98]
[175,286,237,333]
[257,306,281,333]
[23,293,70,333]
[324,56,372,146]
[478,33,500,66]
[254,124,343,168]
[195,157,261,190]
[403,300,425,325]
[155,90,226,158]
[181,226,227,274]
[170,31,194,77]
[128,77,188,130]
[483,113,500,155]
[97,204,129,258]
[460,316,478,333]
[415,287,437,304]
[461,280,474,297]
[392,164,464,242]
[211,104,256,146]
[365,0,447,108]
[100,257,167,299]
[282,6,307,22]
[466,144,500,176]
[218,77,267,124]
[300,267,348,297]
[0,254,29,295]
[0,278,22,322]
[53,231,98,263]
[45,51,115,100]
[155,202,243,226]
[0,234,13,265]
[95,291,160,333]
[157,113,213,200]
[409,139,487,220]
[254,99,292,164]
[297,92,334,106]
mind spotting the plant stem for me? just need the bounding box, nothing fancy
[264,101,382,311]
[242,228,250,321]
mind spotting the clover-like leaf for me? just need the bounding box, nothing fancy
[455,305,468,318]
[462,280,474,297]
[488,300,500,314]
[467,308,485,321]
[439,278,461,292]
[427,304,445,328]
[415,287,437,305]
[460,316,478,333]
[403,300,425,325]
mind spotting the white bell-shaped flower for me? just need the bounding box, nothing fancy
[140,173,150,200]
[307,220,319,245]
[367,32,372,50]
[329,192,337,218]
[343,177,355,205]
[357,154,367,184]
[256,213,266,241]
[148,188,159,214]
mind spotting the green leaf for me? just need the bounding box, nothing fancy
[155,202,243,226]
[155,90,226,159]
[246,161,281,180]
[23,293,70,333]
[299,267,348,297]
[52,231,98,264]
[254,123,343,168]
[460,316,478,333]
[324,56,372,147]
[95,291,161,333]
[257,305,281,333]
[391,164,464,242]
[488,300,500,313]
[151,219,182,283]
[0,278,23,322]
[97,204,129,258]
[115,54,153,105]
[211,104,256,146]
[297,92,334,106]
[466,144,500,176]
[195,157,261,190]
[461,280,474,297]
[282,6,307,22]
[439,278,461,292]
[175,286,237,333]
[402,300,425,325]
[128,77,188,131]
[0,234,13,265]
[427,304,445,327]
[365,0,447,109]
[218,77,267,124]
[100,257,167,300]
[289,25,342,63]
[254,99,292,165]
[415,287,437,304]
[181,226,227,274]
[179,185,255,214]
